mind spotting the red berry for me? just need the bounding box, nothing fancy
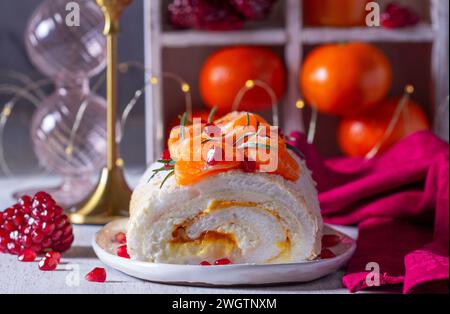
[114,232,127,244]
[161,149,171,160]
[320,248,336,259]
[18,249,37,262]
[204,123,221,138]
[85,267,107,283]
[200,261,211,266]
[241,160,257,173]
[45,251,61,264]
[117,245,130,259]
[207,146,224,166]
[168,0,244,31]
[214,258,232,265]
[0,192,74,255]
[381,3,419,28]
[230,0,275,20]
[38,256,59,271]
[321,235,341,248]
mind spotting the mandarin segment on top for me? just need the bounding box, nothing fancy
[168,112,300,186]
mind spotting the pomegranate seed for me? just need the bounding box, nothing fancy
[38,256,59,271]
[214,258,232,265]
[18,195,32,207]
[41,222,55,235]
[207,146,223,166]
[200,261,211,266]
[204,123,221,138]
[117,245,130,259]
[321,235,341,248]
[114,232,127,244]
[18,249,37,262]
[85,267,107,283]
[161,149,171,160]
[320,248,336,259]
[3,208,14,220]
[45,251,61,263]
[241,160,257,173]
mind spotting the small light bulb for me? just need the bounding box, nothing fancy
[405,85,414,94]
[1,107,12,117]
[150,76,158,85]
[245,80,255,89]
[116,158,124,167]
[181,83,190,93]
[65,145,73,156]
[295,100,305,109]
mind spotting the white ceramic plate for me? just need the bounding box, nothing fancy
[92,218,356,286]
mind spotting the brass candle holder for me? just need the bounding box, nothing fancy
[69,0,133,225]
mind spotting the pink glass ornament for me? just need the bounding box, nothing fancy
[15,0,107,208]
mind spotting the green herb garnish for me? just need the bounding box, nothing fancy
[180,112,187,140]
[208,106,218,123]
[159,170,175,189]
[286,143,305,159]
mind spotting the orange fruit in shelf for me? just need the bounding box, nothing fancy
[199,46,286,114]
[304,0,370,27]
[300,42,393,117]
[338,98,430,157]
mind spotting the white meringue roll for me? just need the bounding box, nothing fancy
[127,154,322,265]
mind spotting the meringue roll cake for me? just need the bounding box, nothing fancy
[128,111,323,265]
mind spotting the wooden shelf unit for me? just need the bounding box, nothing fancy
[144,0,449,163]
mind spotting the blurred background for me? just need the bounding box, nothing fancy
[0,0,448,179]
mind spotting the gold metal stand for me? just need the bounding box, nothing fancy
[70,0,133,225]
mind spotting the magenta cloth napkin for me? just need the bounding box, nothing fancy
[288,130,449,294]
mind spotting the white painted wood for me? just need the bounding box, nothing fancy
[301,24,435,44]
[162,29,287,47]
[431,0,449,141]
[144,0,164,165]
[284,0,304,133]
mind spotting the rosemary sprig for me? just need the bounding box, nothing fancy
[208,106,218,123]
[234,132,257,146]
[159,170,175,189]
[286,143,305,159]
[238,142,272,150]
[180,112,187,140]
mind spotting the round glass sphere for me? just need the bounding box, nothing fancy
[30,82,107,177]
[24,0,106,80]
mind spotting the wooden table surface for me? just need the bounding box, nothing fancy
[0,173,357,294]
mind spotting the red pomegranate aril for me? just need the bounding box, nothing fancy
[45,251,61,263]
[204,123,221,138]
[85,267,107,283]
[6,242,19,254]
[31,230,44,243]
[41,222,55,235]
[62,224,72,237]
[3,208,14,220]
[114,232,127,244]
[38,256,58,271]
[200,261,211,266]
[207,146,224,166]
[321,234,341,248]
[51,230,63,242]
[214,258,232,265]
[4,221,16,232]
[55,216,68,229]
[117,245,130,259]
[161,149,171,160]
[35,191,51,200]
[42,237,52,248]
[241,160,257,173]
[20,235,33,248]
[320,248,336,259]
[18,249,37,262]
